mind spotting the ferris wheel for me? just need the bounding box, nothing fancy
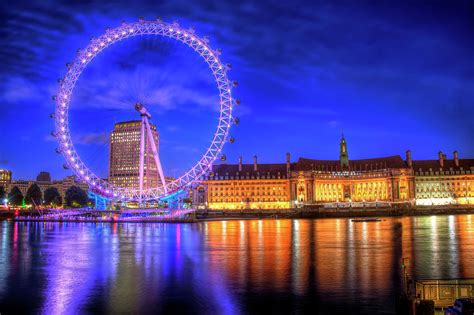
[52,19,239,202]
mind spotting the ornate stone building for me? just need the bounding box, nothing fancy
[7,172,89,201]
[193,136,473,210]
[292,136,415,204]
[412,150,474,205]
[193,155,291,210]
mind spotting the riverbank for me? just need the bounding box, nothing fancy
[195,206,474,220]
[2,206,472,223]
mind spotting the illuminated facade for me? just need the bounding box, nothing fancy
[109,120,160,190]
[0,169,12,190]
[291,136,414,204]
[412,151,474,205]
[193,136,473,210]
[193,155,292,209]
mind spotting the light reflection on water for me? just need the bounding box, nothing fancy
[0,215,473,314]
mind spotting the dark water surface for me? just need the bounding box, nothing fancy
[0,215,473,314]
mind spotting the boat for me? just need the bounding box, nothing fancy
[351,217,382,222]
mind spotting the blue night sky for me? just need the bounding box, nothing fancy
[1,0,473,180]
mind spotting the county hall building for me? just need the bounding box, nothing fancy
[192,136,474,209]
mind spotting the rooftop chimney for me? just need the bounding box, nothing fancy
[406,150,412,167]
[454,150,459,167]
[238,156,242,172]
[438,151,444,167]
[253,155,258,172]
[286,152,291,176]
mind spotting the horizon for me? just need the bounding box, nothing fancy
[6,133,472,181]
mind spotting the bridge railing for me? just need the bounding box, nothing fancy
[415,279,474,308]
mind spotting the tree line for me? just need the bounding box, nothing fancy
[0,185,89,208]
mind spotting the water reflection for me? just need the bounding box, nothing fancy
[0,215,473,314]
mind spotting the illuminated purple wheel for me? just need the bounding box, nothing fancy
[53,19,237,202]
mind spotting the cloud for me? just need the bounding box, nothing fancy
[165,125,181,132]
[1,0,473,180]
[44,134,57,142]
[327,120,341,128]
[0,77,45,104]
[73,132,109,145]
[279,107,338,116]
[171,145,199,153]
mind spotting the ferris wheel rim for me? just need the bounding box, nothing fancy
[54,20,234,202]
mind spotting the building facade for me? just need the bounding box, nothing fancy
[109,120,160,190]
[193,156,291,210]
[192,136,473,209]
[412,151,474,205]
[0,169,12,190]
[7,173,89,201]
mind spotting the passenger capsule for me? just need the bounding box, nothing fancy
[49,113,55,119]
[226,63,232,70]
[235,98,241,105]
[229,137,235,144]
[50,131,57,137]
[232,81,238,87]
[220,155,226,162]
[52,95,57,101]
[234,117,240,125]
[63,164,70,170]
[55,147,62,154]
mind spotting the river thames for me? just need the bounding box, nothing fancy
[0,214,473,314]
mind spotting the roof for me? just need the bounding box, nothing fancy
[207,156,474,179]
[113,120,157,130]
[295,155,408,171]
[211,163,288,175]
[412,159,474,172]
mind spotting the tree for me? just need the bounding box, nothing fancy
[64,186,88,208]
[8,186,23,206]
[43,187,62,206]
[26,184,42,207]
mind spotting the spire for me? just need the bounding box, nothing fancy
[339,134,349,170]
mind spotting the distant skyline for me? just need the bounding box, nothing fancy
[1,1,473,180]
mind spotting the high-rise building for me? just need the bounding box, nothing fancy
[36,171,52,182]
[109,120,160,190]
[0,169,12,190]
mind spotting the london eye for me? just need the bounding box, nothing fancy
[52,19,238,203]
